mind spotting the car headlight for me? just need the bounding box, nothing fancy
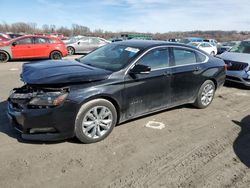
[29,92,68,107]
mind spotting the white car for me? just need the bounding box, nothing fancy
[188,42,217,55]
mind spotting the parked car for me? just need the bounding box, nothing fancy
[217,39,250,88]
[111,38,123,42]
[0,35,9,42]
[203,39,219,47]
[180,37,204,44]
[188,42,217,55]
[217,41,240,54]
[7,40,226,143]
[0,35,68,63]
[66,37,110,55]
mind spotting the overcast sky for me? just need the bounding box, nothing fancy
[0,0,250,33]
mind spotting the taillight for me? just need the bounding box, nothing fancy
[224,63,228,71]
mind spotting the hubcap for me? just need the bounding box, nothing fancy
[82,106,113,139]
[68,48,74,55]
[53,53,60,59]
[201,84,214,106]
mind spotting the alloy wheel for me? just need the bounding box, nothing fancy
[82,106,113,139]
[201,83,214,106]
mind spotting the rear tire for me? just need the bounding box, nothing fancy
[50,51,62,60]
[67,46,75,56]
[193,80,215,109]
[75,99,117,144]
[0,51,9,63]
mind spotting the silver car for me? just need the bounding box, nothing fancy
[66,37,110,55]
[218,39,250,88]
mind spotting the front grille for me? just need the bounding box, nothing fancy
[225,60,248,71]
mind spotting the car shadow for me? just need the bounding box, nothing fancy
[233,115,250,167]
[0,100,75,145]
[224,81,250,90]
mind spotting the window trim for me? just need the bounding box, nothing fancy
[125,45,209,75]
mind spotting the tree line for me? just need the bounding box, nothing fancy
[1,22,250,42]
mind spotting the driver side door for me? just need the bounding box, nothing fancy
[123,47,171,119]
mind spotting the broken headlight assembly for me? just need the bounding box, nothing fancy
[29,92,68,107]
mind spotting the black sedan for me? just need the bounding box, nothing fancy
[7,40,226,143]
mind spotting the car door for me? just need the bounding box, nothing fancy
[32,37,50,57]
[75,37,90,53]
[170,47,208,105]
[124,47,171,119]
[11,37,33,59]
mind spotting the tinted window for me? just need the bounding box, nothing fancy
[16,38,32,45]
[196,52,207,62]
[173,48,196,66]
[137,48,169,70]
[34,37,49,44]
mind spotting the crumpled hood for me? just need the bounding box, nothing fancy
[21,60,112,84]
[218,52,250,64]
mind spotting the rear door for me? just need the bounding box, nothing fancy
[124,47,171,118]
[11,37,33,59]
[32,37,51,57]
[170,47,208,105]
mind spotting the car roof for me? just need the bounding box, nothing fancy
[114,40,196,50]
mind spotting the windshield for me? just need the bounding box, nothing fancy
[230,41,250,53]
[79,44,141,71]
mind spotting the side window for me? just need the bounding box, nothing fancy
[79,37,89,44]
[34,37,49,44]
[15,38,32,45]
[173,48,197,66]
[137,48,169,70]
[196,52,207,62]
[90,38,100,44]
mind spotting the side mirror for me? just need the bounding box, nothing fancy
[130,64,151,74]
[12,42,17,46]
[77,41,80,45]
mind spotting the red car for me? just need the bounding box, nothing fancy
[0,35,68,63]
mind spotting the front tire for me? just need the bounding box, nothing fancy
[193,80,215,109]
[50,51,62,60]
[210,51,215,56]
[75,99,117,144]
[0,51,9,63]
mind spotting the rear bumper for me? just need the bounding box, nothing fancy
[226,70,250,87]
[7,100,78,141]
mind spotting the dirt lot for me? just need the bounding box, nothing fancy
[0,57,250,188]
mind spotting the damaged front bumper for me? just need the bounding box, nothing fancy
[7,85,79,141]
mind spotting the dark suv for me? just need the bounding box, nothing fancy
[7,40,226,143]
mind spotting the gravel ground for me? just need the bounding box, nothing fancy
[0,57,250,188]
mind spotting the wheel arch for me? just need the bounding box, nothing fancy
[78,94,121,124]
[49,50,62,57]
[0,50,11,60]
[209,78,218,90]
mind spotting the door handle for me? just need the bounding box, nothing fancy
[195,66,201,71]
[164,71,171,77]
